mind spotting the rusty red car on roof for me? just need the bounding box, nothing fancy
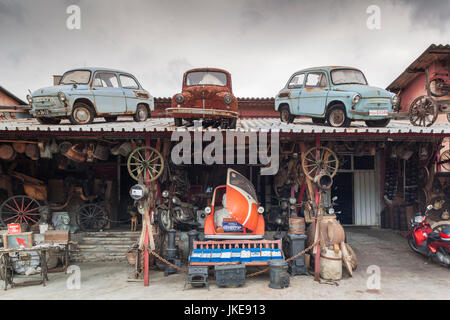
[167,68,238,129]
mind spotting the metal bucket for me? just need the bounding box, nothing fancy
[118,142,133,157]
[269,259,290,289]
[0,144,16,161]
[319,246,342,280]
[93,144,110,161]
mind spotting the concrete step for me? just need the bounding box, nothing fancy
[79,231,141,237]
[80,237,139,245]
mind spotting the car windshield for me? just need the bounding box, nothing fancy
[60,70,91,85]
[186,71,227,86]
[331,69,367,85]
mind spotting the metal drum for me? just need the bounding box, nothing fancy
[289,217,306,234]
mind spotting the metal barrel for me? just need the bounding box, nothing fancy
[288,217,306,234]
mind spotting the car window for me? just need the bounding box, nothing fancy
[60,70,91,85]
[228,171,258,202]
[120,75,139,89]
[186,71,227,86]
[288,74,305,88]
[93,72,119,88]
[331,69,367,85]
[306,72,327,87]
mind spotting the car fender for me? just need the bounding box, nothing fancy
[275,99,291,112]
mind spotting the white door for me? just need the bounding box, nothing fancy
[354,170,380,226]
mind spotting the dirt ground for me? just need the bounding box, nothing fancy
[1,228,449,300]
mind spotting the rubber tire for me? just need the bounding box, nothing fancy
[280,106,294,123]
[326,105,351,127]
[133,104,148,122]
[36,117,61,125]
[157,208,173,233]
[174,118,183,127]
[104,116,118,122]
[69,102,95,125]
[312,118,325,125]
[365,119,391,127]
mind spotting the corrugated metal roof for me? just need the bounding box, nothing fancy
[387,44,450,92]
[0,117,448,136]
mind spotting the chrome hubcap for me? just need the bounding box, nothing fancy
[330,109,345,126]
[75,108,89,123]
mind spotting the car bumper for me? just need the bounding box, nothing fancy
[348,109,409,119]
[166,107,239,119]
[30,106,70,118]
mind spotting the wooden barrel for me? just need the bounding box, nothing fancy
[25,144,40,160]
[0,144,16,160]
[289,217,306,234]
[12,142,26,154]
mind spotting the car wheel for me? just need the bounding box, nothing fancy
[69,102,95,125]
[326,105,350,127]
[280,106,294,123]
[312,118,325,125]
[104,116,118,122]
[174,118,183,127]
[36,117,61,125]
[365,119,390,127]
[133,104,148,122]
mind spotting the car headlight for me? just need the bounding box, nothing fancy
[280,201,288,210]
[289,197,296,205]
[57,92,66,103]
[414,215,424,223]
[172,197,181,205]
[204,206,212,214]
[175,94,184,104]
[26,95,33,104]
[257,206,265,214]
[391,95,399,106]
[162,190,169,198]
[224,95,233,104]
[328,208,335,214]
[352,94,361,105]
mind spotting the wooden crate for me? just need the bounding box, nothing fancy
[190,239,283,267]
[2,232,33,249]
[44,230,70,244]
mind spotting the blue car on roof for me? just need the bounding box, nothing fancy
[275,66,399,127]
[28,67,154,125]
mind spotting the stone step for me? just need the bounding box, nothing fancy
[80,237,139,244]
[79,231,141,237]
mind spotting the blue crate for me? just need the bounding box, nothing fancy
[189,249,203,262]
[211,249,222,262]
[220,249,232,263]
[271,248,283,260]
[231,248,242,262]
[241,248,251,262]
[261,248,272,261]
[250,248,262,262]
[200,249,212,263]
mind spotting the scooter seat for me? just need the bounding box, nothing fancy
[440,226,450,241]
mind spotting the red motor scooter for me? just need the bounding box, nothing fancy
[408,204,450,268]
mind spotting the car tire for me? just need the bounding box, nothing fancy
[174,118,183,127]
[133,104,148,122]
[312,118,325,125]
[104,116,118,122]
[365,119,390,127]
[326,105,351,127]
[37,117,61,125]
[69,102,95,125]
[280,106,294,123]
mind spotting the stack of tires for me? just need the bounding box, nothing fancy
[404,156,419,205]
[384,159,398,201]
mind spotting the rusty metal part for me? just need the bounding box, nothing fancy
[93,144,110,161]
[439,149,450,171]
[0,144,16,161]
[127,146,164,183]
[64,144,86,163]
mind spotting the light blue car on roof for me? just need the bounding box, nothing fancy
[28,67,154,125]
[275,66,399,127]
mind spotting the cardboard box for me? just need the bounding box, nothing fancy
[44,230,69,244]
[2,232,33,249]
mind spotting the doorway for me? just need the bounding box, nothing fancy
[332,172,354,225]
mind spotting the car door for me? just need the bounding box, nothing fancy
[298,71,329,116]
[92,72,126,115]
[119,74,141,113]
[225,169,259,231]
[286,73,305,114]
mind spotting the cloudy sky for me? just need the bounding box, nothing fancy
[0,0,449,100]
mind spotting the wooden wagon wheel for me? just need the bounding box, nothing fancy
[439,150,450,171]
[76,203,108,232]
[0,195,41,227]
[301,146,339,181]
[127,146,164,183]
[409,95,438,127]
[429,78,449,98]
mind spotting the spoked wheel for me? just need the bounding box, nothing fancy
[76,203,108,231]
[439,150,450,171]
[157,208,173,233]
[0,195,41,227]
[127,146,165,183]
[429,78,449,98]
[301,146,339,181]
[409,95,438,127]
